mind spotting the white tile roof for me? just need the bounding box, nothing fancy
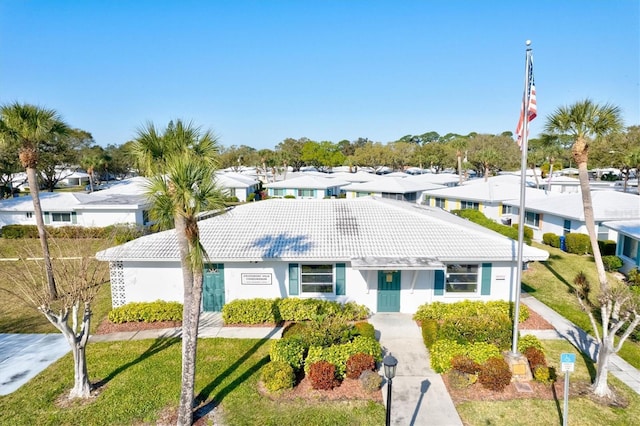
[503,190,640,221]
[265,175,351,189]
[423,180,550,203]
[601,220,640,239]
[344,177,444,193]
[0,191,147,212]
[96,197,549,264]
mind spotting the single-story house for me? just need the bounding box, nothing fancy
[96,197,549,314]
[502,190,640,242]
[602,220,640,273]
[0,191,151,228]
[343,177,445,202]
[264,175,351,199]
[214,172,260,202]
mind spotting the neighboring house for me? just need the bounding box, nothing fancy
[0,191,151,228]
[95,197,549,313]
[503,190,640,242]
[264,175,350,199]
[59,171,90,188]
[602,220,640,273]
[422,177,548,223]
[407,173,461,188]
[215,172,260,202]
[343,177,444,202]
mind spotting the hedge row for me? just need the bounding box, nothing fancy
[0,223,148,244]
[413,300,530,324]
[108,300,183,323]
[222,298,370,325]
[303,336,382,379]
[451,209,533,245]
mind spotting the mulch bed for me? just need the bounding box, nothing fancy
[258,376,383,403]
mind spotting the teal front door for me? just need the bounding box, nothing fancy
[377,271,401,312]
[203,264,225,312]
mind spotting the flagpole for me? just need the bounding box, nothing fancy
[511,40,533,355]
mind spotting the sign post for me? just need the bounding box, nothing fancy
[560,353,576,426]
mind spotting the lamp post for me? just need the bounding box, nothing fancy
[383,354,398,426]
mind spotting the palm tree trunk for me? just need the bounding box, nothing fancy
[457,152,463,185]
[26,166,57,298]
[531,164,540,188]
[176,215,197,426]
[576,160,608,291]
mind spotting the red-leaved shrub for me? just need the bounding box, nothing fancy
[345,353,375,379]
[478,357,512,392]
[308,361,339,390]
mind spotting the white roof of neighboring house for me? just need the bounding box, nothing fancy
[0,191,148,212]
[503,190,640,221]
[344,177,444,194]
[326,171,379,183]
[601,220,640,240]
[215,173,258,189]
[405,173,461,186]
[96,197,549,264]
[423,179,549,203]
[265,175,351,189]
[97,177,149,196]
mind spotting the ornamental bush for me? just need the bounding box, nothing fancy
[108,300,182,323]
[308,361,339,390]
[261,360,295,392]
[269,338,305,371]
[359,370,383,392]
[346,353,376,379]
[478,357,512,392]
[565,233,591,255]
[517,334,544,354]
[533,365,556,384]
[523,347,546,370]
[542,233,561,248]
[304,336,382,379]
[598,239,617,256]
[430,339,466,373]
[421,319,438,350]
[451,355,481,375]
[437,313,512,349]
[602,255,623,272]
[414,300,529,324]
[448,370,477,389]
[222,298,281,324]
[464,342,501,365]
[354,321,376,339]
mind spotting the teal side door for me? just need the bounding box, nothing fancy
[203,264,225,312]
[377,271,401,312]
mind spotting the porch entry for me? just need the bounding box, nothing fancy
[377,270,401,312]
[203,263,225,312]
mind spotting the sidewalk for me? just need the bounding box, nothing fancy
[369,313,463,426]
[521,293,640,395]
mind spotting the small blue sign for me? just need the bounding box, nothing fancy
[561,353,576,363]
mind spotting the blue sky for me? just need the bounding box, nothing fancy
[1,1,638,150]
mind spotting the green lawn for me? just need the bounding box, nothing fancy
[522,243,640,369]
[0,338,385,425]
[456,339,640,426]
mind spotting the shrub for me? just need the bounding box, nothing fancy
[261,360,295,392]
[478,357,512,392]
[277,298,321,321]
[565,233,592,255]
[598,239,617,256]
[0,224,39,238]
[222,298,281,324]
[269,338,305,371]
[465,342,502,365]
[448,370,477,389]
[451,355,481,375]
[512,224,534,244]
[437,313,512,349]
[602,255,623,272]
[533,365,556,384]
[542,233,561,248]
[414,300,529,324]
[517,334,544,354]
[108,300,182,323]
[421,319,438,350]
[304,336,382,379]
[523,347,546,369]
[340,301,371,321]
[628,268,640,286]
[308,361,339,390]
[359,370,382,392]
[345,353,376,379]
[430,339,466,373]
[452,209,531,243]
[354,322,376,339]
[305,315,354,347]
[284,195,296,199]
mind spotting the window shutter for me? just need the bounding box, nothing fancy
[288,263,299,296]
[71,212,77,224]
[481,263,492,295]
[335,263,346,295]
[434,270,445,296]
[44,212,50,224]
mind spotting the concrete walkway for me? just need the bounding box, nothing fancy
[369,313,463,426]
[521,293,640,395]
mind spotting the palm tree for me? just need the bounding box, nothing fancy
[0,103,70,298]
[133,120,225,426]
[545,99,624,397]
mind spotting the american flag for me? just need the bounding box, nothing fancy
[516,55,537,146]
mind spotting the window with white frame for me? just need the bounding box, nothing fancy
[460,200,479,210]
[501,204,513,215]
[434,197,446,208]
[300,264,334,294]
[524,211,540,228]
[597,223,609,241]
[297,188,315,198]
[446,264,479,293]
[356,191,370,197]
[272,188,285,197]
[51,212,72,223]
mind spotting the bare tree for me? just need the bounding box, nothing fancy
[4,242,109,399]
